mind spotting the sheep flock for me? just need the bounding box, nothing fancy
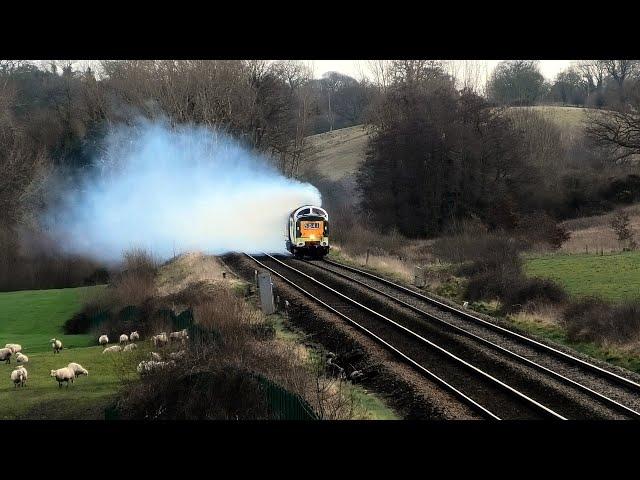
[4,327,190,390]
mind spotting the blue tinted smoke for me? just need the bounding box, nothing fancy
[46,119,321,261]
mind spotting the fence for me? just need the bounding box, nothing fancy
[252,373,319,420]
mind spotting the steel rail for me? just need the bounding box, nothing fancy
[245,253,499,419]
[324,257,640,393]
[253,253,566,420]
[298,258,640,419]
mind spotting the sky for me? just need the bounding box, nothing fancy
[310,60,572,82]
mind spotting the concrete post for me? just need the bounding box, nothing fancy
[414,265,425,288]
[257,272,276,315]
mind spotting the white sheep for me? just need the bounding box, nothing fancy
[98,335,109,346]
[168,350,187,360]
[152,333,168,348]
[50,367,74,387]
[102,345,122,354]
[0,348,12,364]
[16,365,27,383]
[123,343,137,352]
[67,362,89,378]
[136,360,176,375]
[129,331,140,342]
[119,334,129,345]
[50,338,63,354]
[5,343,22,354]
[150,352,162,361]
[10,366,27,387]
[169,329,188,342]
[16,353,28,364]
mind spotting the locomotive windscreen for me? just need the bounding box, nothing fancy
[300,220,324,238]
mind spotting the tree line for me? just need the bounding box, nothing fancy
[357,60,640,239]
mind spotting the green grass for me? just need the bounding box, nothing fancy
[524,251,640,302]
[0,286,105,352]
[508,315,640,374]
[0,284,144,419]
[0,345,144,419]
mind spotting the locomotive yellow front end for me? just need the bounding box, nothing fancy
[286,205,329,258]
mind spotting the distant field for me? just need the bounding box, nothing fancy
[0,286,104,353]
[305,125,368,181]
[305,107,592,183]
[524,251,640,302]
[508,105,591,130]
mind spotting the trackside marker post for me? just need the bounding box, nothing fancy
[257,272,276,315]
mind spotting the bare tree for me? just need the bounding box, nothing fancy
[610,211,637,250]
[586,95,640,161]
[601,60,640,89]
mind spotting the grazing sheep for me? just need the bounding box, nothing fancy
[102,345,122,354]
[16,365,27,385]
[98,335,109,346]
[152,333,168,348]
[119,334,129,345]
[123,343,137,352]
[463,301,469,309]
[67,362,89,378]
[169,329,188,342]
[50,367,74,387]
[129,331,140,342]
[5,344,22,354]
[50,338,63,354]
[11,366,27,387]
[349,370,364,382]
[136,360,176,375]
[0,348,12,364]
[168,350,187,360]
[150,352,162,361]
[16,353,28,364]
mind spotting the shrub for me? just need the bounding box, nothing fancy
[562,298,640,345]
[515,212,571,250]
[116,365,270,420]
[502,277,567,312]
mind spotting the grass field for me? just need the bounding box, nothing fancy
[0,286,104,353]
[524,251,640,302]
[0,285,140,419]
[0,345,141,419]
[305,125,368,181]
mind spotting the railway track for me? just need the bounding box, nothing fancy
[246,253,640,420]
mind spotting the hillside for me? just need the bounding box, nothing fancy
[305,125,368,181]
[305,106,594,183]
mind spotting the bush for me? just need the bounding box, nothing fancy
[116,365,270,420]
[562,298,640,345]
[515,212,571,250]
[502,277,567,312]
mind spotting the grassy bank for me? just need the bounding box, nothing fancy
[524,251,640,301]
[0,286,105,352]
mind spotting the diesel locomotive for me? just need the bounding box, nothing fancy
[286,205,329,258]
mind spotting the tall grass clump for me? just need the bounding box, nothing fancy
[562,298,640,346]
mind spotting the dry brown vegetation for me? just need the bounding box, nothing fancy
[92,249,366,420]
[559,204,640,253]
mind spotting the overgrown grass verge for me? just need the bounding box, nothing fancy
[507,313,640,374]
[267,312,400,420]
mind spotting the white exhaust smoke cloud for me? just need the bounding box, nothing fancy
[45,119,321,261]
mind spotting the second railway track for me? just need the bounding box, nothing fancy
[247,253,640,420]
